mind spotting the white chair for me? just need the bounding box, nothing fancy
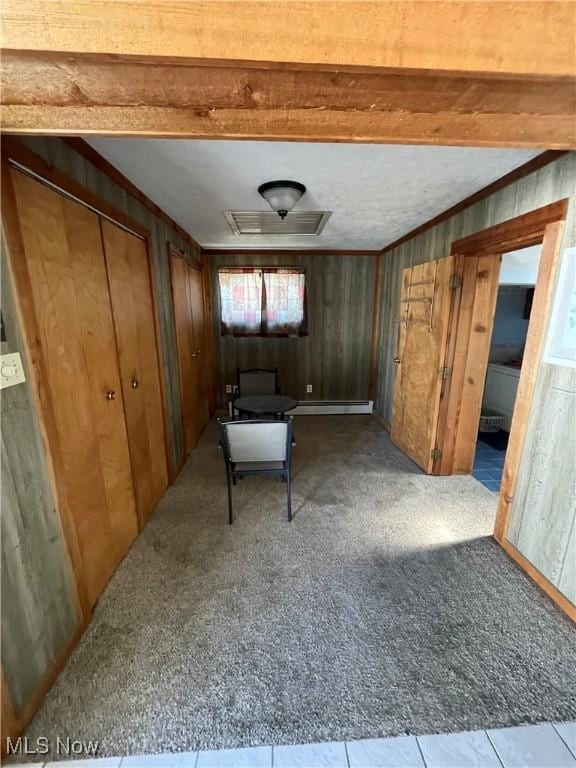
[217,418,294,524]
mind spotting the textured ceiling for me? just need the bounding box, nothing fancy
[87,139,540,249]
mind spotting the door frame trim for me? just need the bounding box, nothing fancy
[437,199,572,619]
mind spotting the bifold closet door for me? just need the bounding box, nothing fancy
[101,220,169,525]
[10,170,139,608]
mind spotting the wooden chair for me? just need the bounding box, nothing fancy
[217,418,294,524]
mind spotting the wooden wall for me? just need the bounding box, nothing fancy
[373,151,576,604]
[208,252,377,409]
[1,137,200,725]
[1,239,78,714]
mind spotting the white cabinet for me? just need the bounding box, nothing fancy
[482,363,521,431]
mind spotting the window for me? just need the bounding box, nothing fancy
[218,268,307,337]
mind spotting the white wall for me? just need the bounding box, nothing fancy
[499,244,541,285]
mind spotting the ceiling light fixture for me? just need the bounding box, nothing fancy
[258,180,307,220]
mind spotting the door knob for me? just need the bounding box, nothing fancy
[131,379,139,389]
[106,390,116,400]
[394,357,401,364]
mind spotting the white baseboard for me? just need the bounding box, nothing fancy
[291,400,373,415]
[228,400,373,416]
[228,400,374,416]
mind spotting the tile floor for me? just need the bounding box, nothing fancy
[472,436,507,492]
[22,722,576,767]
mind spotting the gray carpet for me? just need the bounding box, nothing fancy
[24,417,576,758]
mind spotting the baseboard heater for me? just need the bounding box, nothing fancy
[228,400,373,416]
[291,400,373,415]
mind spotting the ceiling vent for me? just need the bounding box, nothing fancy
[224,211,331,236]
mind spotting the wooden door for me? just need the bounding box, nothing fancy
[101,220,169,525]
[188,264,210,438]
[390,255,457,473]
[170,255,209,454]
[11,170,139,607]
[171,254,196,453]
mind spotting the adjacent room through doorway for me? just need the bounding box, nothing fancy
[473,245,542,492]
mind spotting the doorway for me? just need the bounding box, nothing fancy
[472,244,542,492]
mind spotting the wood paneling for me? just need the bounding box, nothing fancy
[209,252,376,408]
[2,1,573,75]
[102,220,169,526]
[374,151,576,611]
[2,50,574,147]
[505,366,576,598]
[0,240,79,716]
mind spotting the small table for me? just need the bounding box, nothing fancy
[234,394,298,418]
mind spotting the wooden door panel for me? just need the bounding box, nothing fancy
[102,220,168,525]
[188,265,209,438]
[171,255,196,453]
[127,232,168,505]
[11,170,138,606]
[391,256,456,472]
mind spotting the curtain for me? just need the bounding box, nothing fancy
[219,269,262,335]
[219,268,307,336]
[263,270,306,334]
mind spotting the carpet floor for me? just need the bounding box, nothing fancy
[25,417,576,758]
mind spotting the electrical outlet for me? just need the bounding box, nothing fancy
[306,384,313,393]
[225,384,232,394]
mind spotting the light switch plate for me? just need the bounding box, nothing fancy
[0,352,26,389]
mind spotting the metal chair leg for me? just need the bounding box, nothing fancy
[226,470,234,525]
[287,472,292,522]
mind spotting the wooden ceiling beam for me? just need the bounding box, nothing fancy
[2,52,575,148]
[2,1,574,77]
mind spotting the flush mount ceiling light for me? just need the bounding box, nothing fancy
[258,180,307,220]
